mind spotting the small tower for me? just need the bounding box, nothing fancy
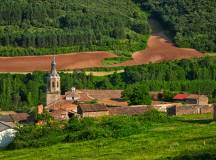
[46,56,61,105]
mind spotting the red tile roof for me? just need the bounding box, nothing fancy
[173,94,189,100]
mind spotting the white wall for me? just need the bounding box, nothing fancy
[0,129,16,148]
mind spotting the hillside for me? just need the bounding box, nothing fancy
[137,0,216,52]
[0,0,149,56]
[1,113,216,160]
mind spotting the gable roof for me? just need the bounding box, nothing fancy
[78,104,108,112]
[0,113,32,123]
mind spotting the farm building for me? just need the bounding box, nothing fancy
[77,104,109,118]
[167,105,213,116]
[173,94,208,105]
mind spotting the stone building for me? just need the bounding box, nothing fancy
[167,105,213,116]
[46,56,61,105]
[173,93,208,105]
[77,104,109,118]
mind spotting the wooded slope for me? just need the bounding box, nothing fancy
[137,0,216,52]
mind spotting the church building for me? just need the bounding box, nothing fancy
[46,57,61,105]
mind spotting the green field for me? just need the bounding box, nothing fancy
[1,113,216,160]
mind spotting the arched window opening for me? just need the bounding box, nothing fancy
[52,81,55,88]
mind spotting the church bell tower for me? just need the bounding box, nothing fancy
[46,56,61,105]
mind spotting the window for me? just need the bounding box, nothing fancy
[52,81,55,88]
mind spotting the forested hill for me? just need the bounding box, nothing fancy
[136,0,216,52]
[0,0,150,56]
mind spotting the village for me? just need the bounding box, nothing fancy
[1,57,216,148]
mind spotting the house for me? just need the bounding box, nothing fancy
[167,105,213,116]
[108,106,152,116]
[46,100,77,120]
[0,122,16,148]
[50,110,70,121]
[77,104,109,118]
[173,93,208,105]
[65,87,80,102]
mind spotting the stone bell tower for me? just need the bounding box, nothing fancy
[46,56,61,105]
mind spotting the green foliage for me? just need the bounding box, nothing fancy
[122,83,152,105]
[137,0,216,52]
[102,57,131,65]
[162,90,176,101]
[2,113,216,159]
[0,0,150,56]
[9,110,170,149]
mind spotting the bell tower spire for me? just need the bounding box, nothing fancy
[50,56,59,77]
[46,56,61,105]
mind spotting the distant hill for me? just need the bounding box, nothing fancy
[0,0,150,56]
[137,0,216,52]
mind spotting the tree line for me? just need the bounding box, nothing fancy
[0,0,150,56]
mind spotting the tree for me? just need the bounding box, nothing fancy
[122,84,152,105]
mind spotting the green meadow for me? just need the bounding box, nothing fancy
[1,113,216,160]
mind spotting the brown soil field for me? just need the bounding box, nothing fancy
[0,51,116,72]
[114,19,203,66]
[0,20,203,72]
[114,32,203,67]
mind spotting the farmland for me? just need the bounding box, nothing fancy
[0,19,202,72]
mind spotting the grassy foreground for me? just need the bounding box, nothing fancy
[1,114,216,160]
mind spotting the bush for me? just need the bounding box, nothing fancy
[9,110,172,149]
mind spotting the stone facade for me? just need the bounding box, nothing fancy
[82,111,109,118]
[167,105,213,116]
[214,105,216,121]
[46,93,61,106]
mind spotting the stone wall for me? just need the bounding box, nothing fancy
[167,105,213,116]
[214,105,216,121]
[46,93,61,105]
[82,111,109,118]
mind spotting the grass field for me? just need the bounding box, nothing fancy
[1,113,216,160]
